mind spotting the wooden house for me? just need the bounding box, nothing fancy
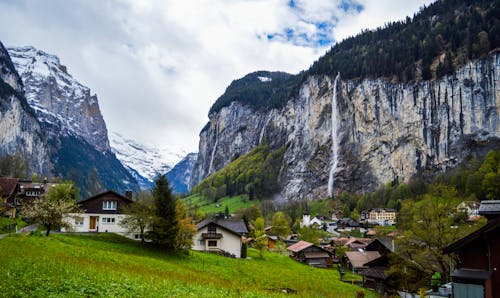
[443,200,500,298]
[286,240,334,268]
[62,190,134,236]
[0,177,20,218]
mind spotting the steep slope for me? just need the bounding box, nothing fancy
[191,0,500,200]
[7,46,138,196]
[165,153,197,194]
[0,42,52,176]
[109,131,187,189]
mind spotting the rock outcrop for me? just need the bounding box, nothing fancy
[191,53,500,200]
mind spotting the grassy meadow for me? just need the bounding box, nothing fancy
[0,233,373,297]
[184,194,258,215]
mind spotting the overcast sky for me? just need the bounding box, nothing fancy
[0,0,433,154]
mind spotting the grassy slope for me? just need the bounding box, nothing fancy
[184,195,258,214]
[0,233,372,297]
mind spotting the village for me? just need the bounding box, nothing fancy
[1,176,498,297]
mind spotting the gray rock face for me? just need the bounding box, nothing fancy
[191,53,500,200]
[7,46,110,152]
[0,42,52,175]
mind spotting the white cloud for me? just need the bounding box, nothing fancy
[0,0,434,154]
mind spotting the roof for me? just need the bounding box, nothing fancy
[0,177,19,197]
[344,251,381,268]
[196,218,248,235]
[478,200,500,216]
[451,269,492,280]
[443,216,500,254]
[78,190,133,204]
[359,267,388,280]
[287,241,313,252]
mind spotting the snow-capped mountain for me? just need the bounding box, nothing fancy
[8,46,109,152]
[109,131,188,188]
[7,45,139,197]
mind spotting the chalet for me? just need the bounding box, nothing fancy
[286,240,334,268]
[443,200,500,298]
[364,208,396,226]
[343,251,381,272]
[192,218,248,258]
[358,238,396,292]
[0,177,20,218]
[457,201,480,219]
[62,190,133,236]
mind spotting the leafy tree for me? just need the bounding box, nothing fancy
[253,217,267,258]
[120,191,155,243]
[271,211,291,239]
[224,205,230,218]
[351,208,360,221]
[343,204,351,218]
[149,176,179,250]
[175,200,196,250]
[0,153,28,178]
[297,226,328,245]
[21,182,80,236]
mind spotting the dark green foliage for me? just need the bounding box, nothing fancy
[0,152,29,178]
[209,71,304,114]
[53,136,139,198]
[192,145,285,201]
[308,0,499,83]
[149,176,179,250]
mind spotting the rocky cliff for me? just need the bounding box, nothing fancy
[166,153,197,194]
[5,45,138,196]
[0,42,52,175]
[191,53,500,200]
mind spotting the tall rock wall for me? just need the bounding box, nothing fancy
[191,53,500,200]
[0,42,52,175]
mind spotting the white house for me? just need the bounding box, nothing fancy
[62,190,137,238]
[300,214,323,228]
[457,201,480,219]
[192,218,248,258]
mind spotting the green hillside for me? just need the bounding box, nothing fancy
[0,233,371,297]
[184,194,258,215]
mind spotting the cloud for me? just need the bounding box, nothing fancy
[0,0,434,153]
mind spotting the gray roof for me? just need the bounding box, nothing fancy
[196,218,248,235]
[478,200,500,215]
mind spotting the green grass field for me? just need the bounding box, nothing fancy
[0,217,28,234]
[184,195,259,215]
[0,233,374,297]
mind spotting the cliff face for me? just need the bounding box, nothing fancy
[0,42,52,175]
[191,54,500,200]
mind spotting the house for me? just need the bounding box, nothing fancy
[337,218,360,231]
[62,190,133,236]
[457,201,480,219]
[443,200,500,298]
[343,250,381,272]
[330,210,343,221]
[286,240,334,268]
[358,238,396,291]
[192,218,248,258]
[300,214,323,228]
[0,177,20,218]
[364,208,396,226]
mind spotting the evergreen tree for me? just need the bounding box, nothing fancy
[149,176,179,250]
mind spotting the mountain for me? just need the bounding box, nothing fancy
[166,153,197,194]
[6,46,139,197]
[109,131,187,189]
[0,42,52,176]
[190,0,500,200]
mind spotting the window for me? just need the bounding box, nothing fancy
[207,224,216,232]
[74,217,84,226]
[208,240,217,247]
[102,200,117,210]
[102,217,115,223]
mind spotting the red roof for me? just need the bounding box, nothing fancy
[0,178,19,197]
[286,240,313,252]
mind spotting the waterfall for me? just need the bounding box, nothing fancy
[259,111,273,144]
[208,122,219,175]
[327,73,340,197]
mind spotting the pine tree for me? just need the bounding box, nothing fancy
[149,175,179,250]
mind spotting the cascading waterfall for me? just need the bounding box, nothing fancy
[258,111,273,144]
[208,122,219,175]
[327,73,340,197]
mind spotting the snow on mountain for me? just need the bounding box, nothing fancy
[109,131,187,187]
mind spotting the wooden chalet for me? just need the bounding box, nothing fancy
[287,240,334,268]
[443,200,500,298]
[0,177,20,218]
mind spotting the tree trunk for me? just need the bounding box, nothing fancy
[45,223,51,236]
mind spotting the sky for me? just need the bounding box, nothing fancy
[0,0,434,154]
